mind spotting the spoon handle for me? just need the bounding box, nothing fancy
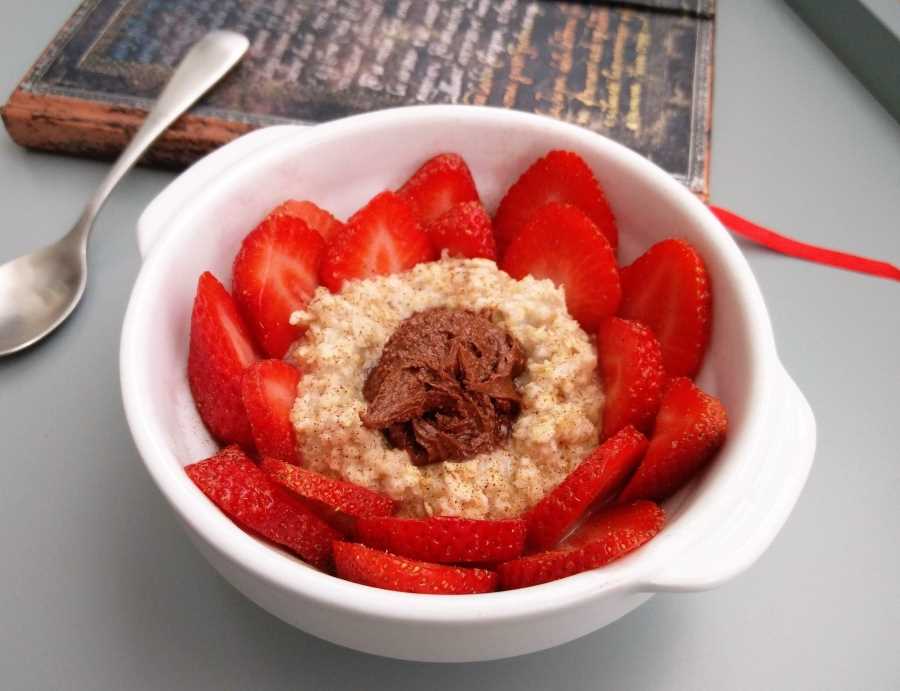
[70,30,249,245]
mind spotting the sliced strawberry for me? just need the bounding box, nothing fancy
[498,501,664,589]
[501,203,621,331]
[494,150,617,253]
[186,446,339,570]
[261,457,395,523]
[241,360,301,463]
[271,199,345,242]
[618,378,727,503]
[333,541,497,594]
[397,153,480,225]
[232,213,325,358]
[424,201,496,260]
[188,272,260,447]
[618,238,712,378]
[356,516,526,564]
[319,191,437,292]
[597,317,667,438]
[525,426,648,551]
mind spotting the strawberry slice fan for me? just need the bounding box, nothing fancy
[708,206,900,283]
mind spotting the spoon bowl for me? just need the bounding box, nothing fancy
[0,231,86,355]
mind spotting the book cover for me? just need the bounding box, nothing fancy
[1,0,715,197]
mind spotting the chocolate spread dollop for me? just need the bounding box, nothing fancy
[361,308,526,466]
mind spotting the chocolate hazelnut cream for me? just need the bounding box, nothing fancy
[361,308,526,465]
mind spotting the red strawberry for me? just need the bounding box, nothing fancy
[398,153,480,224]
[494,150,617,253]
[271,199,344,242]
[241,360,301,463]
[333,541,497,594]
[356,516,526,564]
[525,426,648,551]
[232,213,325,358]
[186,446,339,570]
[424,201,496,260]
[618,378,727,503]
[188,272,259,447]
[319,191,437,292]
[618,238,712,378]
[498,501,665,589]
[597,317,667,438]
[501,203,621,331]
[261,457,395,522]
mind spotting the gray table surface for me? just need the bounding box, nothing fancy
[1,1,898,689]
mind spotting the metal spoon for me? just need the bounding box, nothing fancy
[0,30,249,357]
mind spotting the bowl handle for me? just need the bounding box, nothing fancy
[641,366,816,592]
[135,124,308,260]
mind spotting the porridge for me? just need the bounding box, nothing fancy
[289,257,603,519]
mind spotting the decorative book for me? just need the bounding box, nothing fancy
[1,0,715,196]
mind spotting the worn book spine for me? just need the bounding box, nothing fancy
[1,89,252,167]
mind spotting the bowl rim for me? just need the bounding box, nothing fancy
[121,104,780,624]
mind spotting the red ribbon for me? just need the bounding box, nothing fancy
[709,205,900,283]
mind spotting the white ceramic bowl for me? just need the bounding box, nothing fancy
[120,105,816,662]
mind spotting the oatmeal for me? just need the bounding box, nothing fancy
[289,257,603,519]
